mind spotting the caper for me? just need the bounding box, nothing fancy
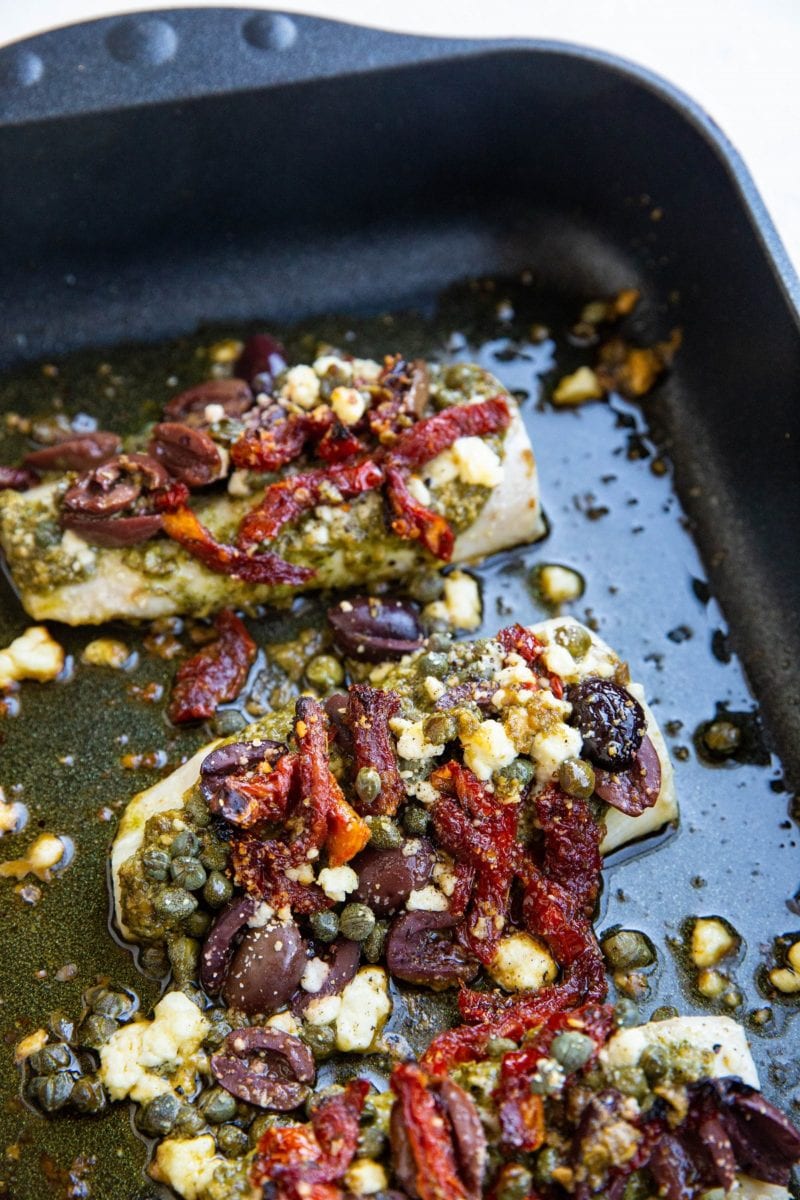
[486,1037,518,1059]
[139,1092,180,1136]
[650,1005,679,1022]
[170,855,207,891]
[362,920,389,964]
[558,757,596,800]
[79,1014,118,1049]
[185,911,212,939]
[416,651,450,678]
[355,767,382,806]
[497,1164,534,1200]
[217,1123,249,1157]
[305,1083,345,1117]
[427,631,453,653]
[70,1076,107,1115]
[204,870,234,909]
[402,804,430,836]
[176,1102,206,1135]
[613,998,640,1027]
[554,623,591,660]
[499,758,535,788]
[703,720,741,757]
[339,903,376,942]
[305,654,344,690]
[408,572,445,604]
[622,1172,651,1200]
[249,1112,294,1144]
[27,1071,74,1112]
[155,887,198,923]
[551,1031,595,1071]
[88,987,135,1021]
[639,1044,669,1083]
[212,710,247,737]
[28,1043,73,1075]
[167,936,200,986]
[301,1023,336,1061]
[203,1014,233,1050]
[142,848,171,882]
[199,1087,238,1125]
[48,1012,75,1044]
[183,790,211,828]
[422,713,457,745]
[365,815,403,850]
[601,929,655,971]
[534,1146,561,1186]
[140,945,169,979]
[357,1121,387,1159]
[200,839,229,872]
[310,910,340,944]
[170,830,201,858]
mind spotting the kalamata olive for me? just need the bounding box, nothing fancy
[164,377,254,425]
[235,333,288,392]
[593,734,662,815]
[293,937,361,1017]
[24,432,121,472]
[390,1078,485,1200]
[200,895,259,993]
[211,1027,314,1110]
[567,677,646,771]
[696,1078,800,1185]
[353,840,434,916]
[644,1133,693,1200]
[221,921,307,1014]
[407,360,430,417]
[385,911,478,989]
[436,1079,487,1200]
[328,597,424,662]
[0,465,39,491]
[149,422,222,488]
[62,452,168,516]
[199,739,285,824]
[60,511,164,547]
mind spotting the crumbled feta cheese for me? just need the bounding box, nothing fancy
[286,862,316,884]
[248,901,276,928]
[336,967,391,1053]
[318,865,359,903]
[227,468,253,497]
[552,366,604,407]
[424,447,459,487]
[406,474,432,507]
[450,436,503,487]
[281,365,320,410]
[531,724,584,783]
[99,991,209,1103]
[432,858,458,896]
[313,355,351,379]
[82,638,132,669]
[351,358,382,383]
[305,995,342,1026]
[538,564,584,605]
[266,1011,300,1036]
[488,932,558,992]
[424,675,446,701]
[543,644,578,680]
[406,885,449,912]
[203,402,226,424]
[301,957,331,993]
[15,1028,49,1062]
[330,386,366,426]
[769,966,800,994]
[460,719,517,780]
[426,571,482,632]
[690,918,738,968]
[0,832,66,882]
[153,1135,221,1200]
[344,1159,389,1196]
[390,718,443,762]
[0,626,64,690]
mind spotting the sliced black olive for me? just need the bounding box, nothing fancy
[567,677,646,771]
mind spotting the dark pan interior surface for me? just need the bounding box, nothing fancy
[0,11,799,1198]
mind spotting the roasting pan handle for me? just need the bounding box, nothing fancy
[0,7,472,125]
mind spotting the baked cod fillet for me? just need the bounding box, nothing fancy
[0,355,544,624]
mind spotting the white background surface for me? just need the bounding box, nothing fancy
[3,0,800,272]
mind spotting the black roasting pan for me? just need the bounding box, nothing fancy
[0,10,799,1197]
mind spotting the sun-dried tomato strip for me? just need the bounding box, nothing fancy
[345,684,406,815]
[152,481,191,512]
[391,1063,469,1200]
[251,1078,369,1200]
[231,833,330,914]
[230,414,311,471]
[162,505,313,585]
[386,396,511,470]
[496,623,545,665]
[386,465,455,561]
[294,697,370,867]
[210,752,298,828]
[536,784,602,920]
[430,761,519,966]
[368,355,418,444]
[314,418,365,464]
[168,609,256,724]
[237,459,384,549]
